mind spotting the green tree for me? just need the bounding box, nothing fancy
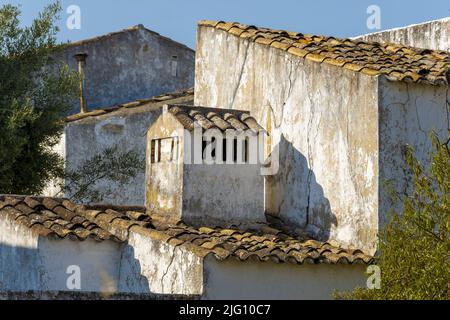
[336,132,450,300]
[60,145,145,204]
[0,2,77,195]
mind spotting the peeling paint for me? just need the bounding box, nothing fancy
[194,26,448,255]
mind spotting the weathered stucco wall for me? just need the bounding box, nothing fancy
[52,94,190,205]
[61,25,195,114]
[0,215,203,296]
[0,213,40,291]
[1,215,369,299]
[195,26,379,253]
[203,257,367,300]
[0,213,121,293]
[355,18,450,51]
[64,109,160,205]
[146,109,265,228]
[119,229,204,295]
[378,78,449,224]
[145,112,185,220]
[183,164,265,229]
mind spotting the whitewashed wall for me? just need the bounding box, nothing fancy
[203,257,367,300]
[378,78,449,224]
[0,213,121,293]
[182,163,265,229]
[118,229,204,295]
[195,26,380,254]
[1,216,369,299]
[355,18,450,51]
[0,214,203,296]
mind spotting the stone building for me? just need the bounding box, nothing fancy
[45,89,194,205]
[44,25,196,203]
[146,105,266,229]
[0,131,370,299]
[1,19,449,299]
[194,21,449,255]
[355,17,450,52]
[60,24,195,115]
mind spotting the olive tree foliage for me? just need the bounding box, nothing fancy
[336,132,449,300]
[0,2,77,194]
[0,2,143,202]
[58,145,145,204]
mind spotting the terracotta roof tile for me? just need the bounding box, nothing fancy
[64,24,194,53]
[198,20,450,86]
[65,88,194,123]
[0,195,373,265]
[167,105,265,133]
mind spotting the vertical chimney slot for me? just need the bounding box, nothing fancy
[74,53,88,113]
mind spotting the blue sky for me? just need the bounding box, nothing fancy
[2,0,450,49]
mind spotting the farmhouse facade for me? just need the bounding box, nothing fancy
[355,17,450,52]
[1,18,449,299]
[194,20,449,254]
[59,24,195,115]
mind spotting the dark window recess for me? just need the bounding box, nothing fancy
[202,137,248,163]
[171,55,178,77]
[150,139,161,163]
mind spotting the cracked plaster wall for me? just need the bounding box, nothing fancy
[378,78,449,225]
[1,214,203,296]
[60,27,195,115]
[0,213,121,293]
[119,229,204,295]
[195,26,380,253]
[355,18,450,51]
[202,257,367,300]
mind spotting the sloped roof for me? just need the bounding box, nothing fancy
[166,104,265,132]
[65,88,194,123]
[0,195,373,265]
[199,20,450,86]
[64,24,194,52]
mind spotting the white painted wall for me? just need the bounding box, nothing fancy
[0,215,203,296]
[183,163,265,229]
[0,213,40,291]
[63,109,161,205]
[118,229,204,295]
[1,215,370,299]
[195,26,380,253]
[0,213,121,293]
[38,238,121,292]
[378,78,449,224]
[355,18,450,51]
[203,257,367,300]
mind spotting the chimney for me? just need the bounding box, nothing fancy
[145,104,266,229]
[74,53,88,113]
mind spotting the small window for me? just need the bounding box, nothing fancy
[150,139,160,163]
[170,55,178,77]
[151,137,177,163]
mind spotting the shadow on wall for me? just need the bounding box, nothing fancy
[266,134,337,241]
[0,240,176,297]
